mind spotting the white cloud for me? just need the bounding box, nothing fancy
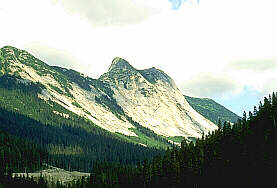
[0,0,277,112]
[25,43,79,69]
[180,73,240,98]
[229,59,277,72]
[56,0,158,26]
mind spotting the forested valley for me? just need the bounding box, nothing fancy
[0,79,277,188]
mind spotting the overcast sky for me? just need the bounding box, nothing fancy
[1,0,277,116]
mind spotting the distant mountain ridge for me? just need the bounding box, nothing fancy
[185,95,240,125]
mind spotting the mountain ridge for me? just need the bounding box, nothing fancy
[108,57,136,72]
[0,45,217,143]
[185,95,240,125]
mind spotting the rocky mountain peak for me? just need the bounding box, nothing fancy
[103,58,178,90]
[108,57,135,72]
[1,46,15,58]
[139,67,176,89]
[1,45,14,51]
[1,46,26,56]
[99,57,139,85]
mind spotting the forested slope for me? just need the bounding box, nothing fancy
[0,81,164,173]
[79,92,277,188]
[0,130,48,188]
[185,95,240,124]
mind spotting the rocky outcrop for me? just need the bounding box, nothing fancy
[100,57,218,138]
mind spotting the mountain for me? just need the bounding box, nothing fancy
[2,46,274,188]
[0,45,217,171]
[184,95,240,125]
[0,46,168,172]
[0,46,217,143]
[99,57,217,139]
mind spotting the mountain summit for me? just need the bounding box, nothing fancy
[108,57,135,72]
[101,55,218,139]
[0,46,217,145]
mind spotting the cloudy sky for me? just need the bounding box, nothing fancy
[1,0,277,116]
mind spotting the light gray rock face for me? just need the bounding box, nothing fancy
[0,46,217,141]
[108,57,136,72]
[100,57,218,138]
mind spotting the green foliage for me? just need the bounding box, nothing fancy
[0,84,164,172]
[0,130,47,174]
[185,95,240,125]
[95,95,124,120]
[0,46,173,151]
[0,174,47,188]
[127,128,171,149]
[48,84,64,95]
[0,46,170,175]
[2,45,277,187]
[52,66,113,96]
[0,46,73,97]
[128,116,171,147]
[0,52,4,76]
[167,136,186,143]
[77,92,277,188]
[71,101,82,109]
[0,75,44,94]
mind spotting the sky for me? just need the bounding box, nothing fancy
[0,0,277,116]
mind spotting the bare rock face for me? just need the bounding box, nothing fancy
[0,46,217,142]
[108,57,136,72]
[100,57,218,138]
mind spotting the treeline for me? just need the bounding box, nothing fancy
[0,85,164,172]
[2,71,277,187]
[0,130,47,175]
[0,106,163,172]
[0,130,48,187]
[77,92,277,188]
[0,174,49,188]
[1,91,277,187]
